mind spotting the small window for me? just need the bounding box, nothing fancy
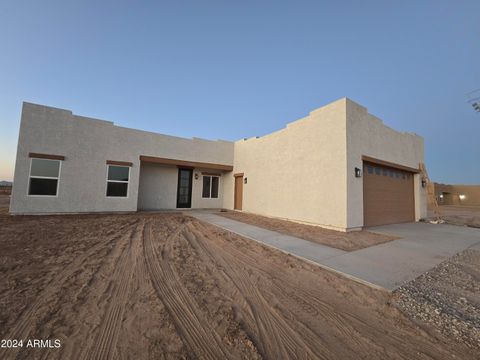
[202,175,219,199]
[367,165,373,174]
[202,176,211,198]
[28,158,61,196]
[383,169,388,176]
[375,167,381,175]
[106,165,129,197]
[211,177,219,198]
[389,170,394,177]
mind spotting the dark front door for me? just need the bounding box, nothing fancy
[177,168,193,208]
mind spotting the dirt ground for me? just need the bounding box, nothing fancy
[0,194,10,214]
[393,249,480,349]
[0,207,474,359]
[429,205,480,228]
[218,210,397,251]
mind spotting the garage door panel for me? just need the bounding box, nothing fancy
[363,162,415,227]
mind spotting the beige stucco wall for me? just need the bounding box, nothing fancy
[138,163,225,210]
[345,99,427,229]
[224,98,348,230]
[138,163,178,209]
[223,98,426,231]
[11,103,233,214]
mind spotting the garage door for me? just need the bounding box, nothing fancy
[363,161,415,227]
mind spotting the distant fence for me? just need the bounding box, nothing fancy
[0,186,12,195]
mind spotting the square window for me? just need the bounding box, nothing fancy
[367,165,373,174]
[202,175,219,199]
[28,158,61,196]
[106,165,129,197]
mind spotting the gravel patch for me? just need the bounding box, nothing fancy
[392,248,480,349]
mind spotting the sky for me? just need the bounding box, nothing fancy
[0,1,479,183]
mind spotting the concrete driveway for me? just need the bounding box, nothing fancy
[322,222,480,290]
[191,212,480,291]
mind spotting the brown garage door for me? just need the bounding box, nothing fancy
[363,161,415,227]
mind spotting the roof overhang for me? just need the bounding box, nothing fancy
[139,155,233,171]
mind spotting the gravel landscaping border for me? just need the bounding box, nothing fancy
[392,248,480,349]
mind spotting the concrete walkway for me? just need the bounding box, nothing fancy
[190,212,480,291]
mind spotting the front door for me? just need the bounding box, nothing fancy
[177,168,193,208]
[234,175,243,210]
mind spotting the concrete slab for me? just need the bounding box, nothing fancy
[322,222,480,290]
[189,212,346,262]
[190,212,480,291]
[468,242,480,251]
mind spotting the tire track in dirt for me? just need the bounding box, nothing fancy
[143,219,233,360]
[183,222,328,360]
[190,219,456,360]
[0,219,137,360]
[82,220,145,360]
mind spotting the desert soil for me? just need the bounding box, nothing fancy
[0,206,474,359]
[393,248,480,350]
[0,194,10,214]
[218,210,397,251]
[430,205,480,228]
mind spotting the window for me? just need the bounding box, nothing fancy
[28,158,61,196]
[106,165,129,197]
[367,165,373,174]
[202,175,219,198]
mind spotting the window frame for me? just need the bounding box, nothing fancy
[106,165,130,198]
[27,157,62,197]
[201,175,220,199]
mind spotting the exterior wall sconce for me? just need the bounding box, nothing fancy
[421,179,427,188]
[459,194,466,200]
[355,167,362,178]
[244,177,247,184]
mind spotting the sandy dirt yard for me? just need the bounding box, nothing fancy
[0,194,10,214]
[0,207,475,359]
[218,210,397,251]
[430,205,480,228]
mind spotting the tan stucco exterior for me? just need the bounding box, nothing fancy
[224,98,426,231]
[224,99,348,230]
[11,98,427,231]
[345,99,427,229]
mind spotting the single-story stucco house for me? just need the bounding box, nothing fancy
[10,98,427,231]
